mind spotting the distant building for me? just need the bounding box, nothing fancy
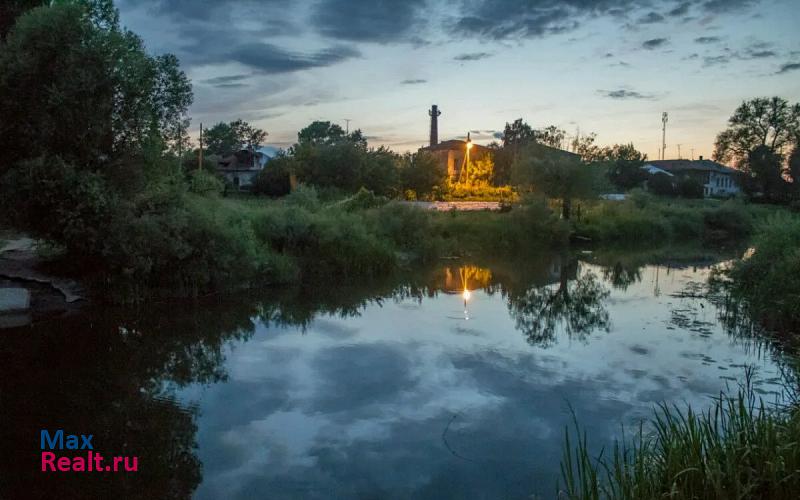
[420,139,493,180]
[641,157,741,197]
[216,149,270,191]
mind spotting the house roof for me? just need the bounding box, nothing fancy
[643,159,738,175]
[420,140,493,153]
[217,150,266,171]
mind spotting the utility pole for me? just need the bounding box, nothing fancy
[661,112,668,160]
[344,119,352,134]
[677,144,682,159]
[198,122,203,170]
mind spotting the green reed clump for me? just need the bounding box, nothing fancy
[724,214,800,332]
[559,382,800,500]
[574,197,761,244]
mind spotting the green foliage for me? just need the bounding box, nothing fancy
[574,198,759,244]
[203,119,267,157]
[560,382,800,500]
[252,155,292,197]
[676,175,704,198]
[714,96,800,167]
[511,143,592,218]
[725,214,800,331]
[399,151,447,199]
[0,0,192,172]
[647,172,675,196]
[188,168,224,196]
[608,159,647,191]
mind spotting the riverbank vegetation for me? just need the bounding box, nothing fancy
[560,379,800,500]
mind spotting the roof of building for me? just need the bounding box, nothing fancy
[218,150,267,171]
[643,159,738,175]
[420,139,493,153]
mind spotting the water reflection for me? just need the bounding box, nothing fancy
[0,248,790,499]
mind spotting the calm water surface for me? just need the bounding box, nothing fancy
[0,250,787,499]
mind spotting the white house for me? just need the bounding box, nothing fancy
[216,149,274,191]
[641,157,741,197]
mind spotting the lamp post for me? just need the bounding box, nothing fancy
[462,132,473,184]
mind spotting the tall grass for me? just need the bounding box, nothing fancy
[559,377,800,500]
[573,195,777,245]
[722,214,800,333]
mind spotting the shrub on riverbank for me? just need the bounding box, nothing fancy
[573,197,764,244]
[560,383,800,500]
[723,215,800,332]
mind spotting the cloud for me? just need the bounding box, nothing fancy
[454,52,493,61]
[598,89,654,100]
[703,54,730,66]
[638,12,665,24]
[694,36,721,44]
[777,62,800,74]
[310,0,427,43]
[201,75,250,86]
[198,42,361,73]
[702,0,757,14]
[400,79,427,85]
[642,38,669,50]
[668,2,691,16]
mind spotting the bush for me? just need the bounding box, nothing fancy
[676,175,704,198]
[188,169,224,196]
[725,214,800,331]
[647,173,674,196]
[252,156,292,197]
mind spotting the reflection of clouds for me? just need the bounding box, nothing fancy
[186,264,785,500]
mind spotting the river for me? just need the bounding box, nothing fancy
[0,247,789,499]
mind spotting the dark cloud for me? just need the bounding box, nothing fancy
[310,0,427,43]
[196,42,360,73]
[638,11,665,24]
[702,0,757,14]
[695,36,721,44]
[668,2,691,16]
[703,54,730,66]
[202,74,250,86]
[748,50,776,58]
[778,62,800,74]
[598,89,654,100]
[642,37,669,50]
[400,79,427,85]
[454,52,493,61]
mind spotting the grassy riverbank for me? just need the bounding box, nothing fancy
[560,380,800,500]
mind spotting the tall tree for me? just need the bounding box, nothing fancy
[0,0,44,39]
[501,118,535,147]
[0,0,193,172]
[714,97,800,167]
[534,125,567,149]
[204,119,267,157]
[511,143,592,219]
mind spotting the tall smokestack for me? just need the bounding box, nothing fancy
[428,104,441,147]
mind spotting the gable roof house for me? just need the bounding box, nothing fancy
[216,149,270,191]
[642,157,741,197]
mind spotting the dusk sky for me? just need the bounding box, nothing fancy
[118,0,800,160]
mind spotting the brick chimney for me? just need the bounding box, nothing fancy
[428,104,441,147]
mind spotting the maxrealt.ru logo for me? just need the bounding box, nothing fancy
[40,430,138,472]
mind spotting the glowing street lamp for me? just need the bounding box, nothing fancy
[461,132,473,183]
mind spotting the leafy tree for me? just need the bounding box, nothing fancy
[0,0,44,39]
[714,97,800,167]
[511,143,592,219]
[605,145,648,190]
[789,148,800,198]
[253,155,293,197]
[606,143,646,162]
[534,125,567,149]
[676,176,704,199]
[465,156,494,186]
[0,0,192,172]
[296,120,365,147]
[744,144,787,201]
[571,133,606,162]
[502,118,535,147]
[399,151,446,199]
[204,119,267,157]
[647,172,675,196]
